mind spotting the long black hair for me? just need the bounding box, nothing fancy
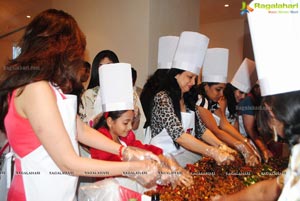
[223,83,238,118]
[257,90,300,146]
[140,69,169,128]
[157,68,198,121]
[87,50,119,89]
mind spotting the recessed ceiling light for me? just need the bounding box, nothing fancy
[26,15,31,19]
[224,4,229,7]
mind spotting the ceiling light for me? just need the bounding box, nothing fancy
[224,4,229,7]
[26,15,31,19]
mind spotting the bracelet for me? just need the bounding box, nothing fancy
[119,145,124,158]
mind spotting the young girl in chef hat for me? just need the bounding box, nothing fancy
[91,63,193,192]
[195,48,260,166]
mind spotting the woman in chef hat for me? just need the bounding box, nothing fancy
[141,35,179,144]
[195,48,260,166]
[149,31,235,167]
[212,0,300,199]
[141,36,180,145]
[223,58,272,162]
[91,63,193,191]
[0,9,160,201]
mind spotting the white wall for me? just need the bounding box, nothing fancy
[52,0,151,88]
[0,31,23,74]
[200,19,245,81]
[51,0,200,88]
[148,0,200,77]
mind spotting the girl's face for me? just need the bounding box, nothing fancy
[109,110,134,138]
[234,89,246,103]
[205,83,226,102]
[175,71,197,94]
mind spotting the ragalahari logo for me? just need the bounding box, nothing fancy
[240,1,254,15]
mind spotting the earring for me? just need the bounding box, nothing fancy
[273,126,278,142]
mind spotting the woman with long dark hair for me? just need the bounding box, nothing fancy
[196,49,260,166]
[222,58,272,162]
[0,9,159,201]
[79,50,119,124]
[149,32,234,167]
[140,36,179,131]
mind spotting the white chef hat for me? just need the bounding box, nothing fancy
[171,31,209,75]
[247,0,300,96]
[99,63,134,112]
[231,58,257,93]
[157,36,179,69]
[202,48,229,83]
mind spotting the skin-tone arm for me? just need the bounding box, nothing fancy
[196,106,259,166]
[220,98,241,132]
[197,106,243,148]
[242,114,272,162]
[215,109,246,142]
[218,99,262,158]
[177,133,218,154]
[176,132,233,165]
[15,81,153,177]
[213,178,282,201]
[201,129,226,147]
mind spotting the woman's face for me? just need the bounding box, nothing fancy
[175,71,197,94]
[99,57,113,66]
[234,89,246,103]
[109,110,134,138]
[205,83,226,102]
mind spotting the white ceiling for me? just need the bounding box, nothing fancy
[0,0,248,41]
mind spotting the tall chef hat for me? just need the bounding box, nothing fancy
[247,0,300,96]
[231,58,257,93]
[157,36,179,69]
[99,63,134,112]
[171,31,209,75]
[202,48,229,83]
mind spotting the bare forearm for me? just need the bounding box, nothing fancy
[201,129,224,147]
[64,155,142,177]
[221,122,245,142]
[77,117,120,155]
[176,133,213,156]
[212,128,241,148]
